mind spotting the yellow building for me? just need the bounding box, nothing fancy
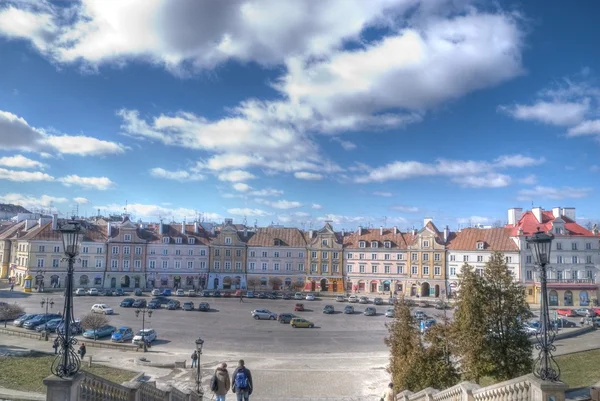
[305,223,344,293]
[208,218,248,290]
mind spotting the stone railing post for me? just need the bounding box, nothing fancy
[43,372,85,401]
[398,390,415,401]
[527,375,568,401]
[591,381,600,401]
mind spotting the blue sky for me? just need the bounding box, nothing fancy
[0,0,598,230]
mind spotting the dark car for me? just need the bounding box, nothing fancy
[35,318,63,332]
[198,302,210,312]
[148,297,170,309]
[132,299,147,308]
[120,298,135,307]
[213,290,221,297]
[134,288,143,296]
[258,293,267,299]
[148,300,160,309]
[551,318,577,328]
[166,300,181,310]
[223,291,231,297]
[162,289,172,296]
[278,313,296,323]
[202,290,211,297]
[268,293,278,300]
[323,305,335,314]
[344,305,355,314]
[373,297,384,306]
[23,314,62,329]
[57,320,83,335]
[115,288,125,296]
[13,313,39,327]
[282,293,292,300]
[182,302,195,311]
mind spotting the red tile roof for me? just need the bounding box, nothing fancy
[507,210,594,237]
[446,228,518,251]
[343,228,410,249]
[247,227,307,247]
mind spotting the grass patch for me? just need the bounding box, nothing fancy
[0,354,139,393]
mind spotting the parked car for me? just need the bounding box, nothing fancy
[290,318,314,328]
[344,305,355,314]
[373,297,383,305]
[24,314,62,329]
[323,305,335,314]
[151,289,162,296]
[385,308,394,318]
[556,308,577,317]
[187,289,197,297]
[198,302,210,312]
[574,308,597,317]
[358,296,369,304]
[305,294,316,301]
[364,307,376,316]
[213,290,221,297]
[120,298,135,307]
[83,324,116,339]
[91,304,114,315]
[162,289,172,296]
[75,288,86,296]
[521,323,538,337]
[348,295,359,303]
[294,303,305,311]
[282,293,292,300]
[13,314,39,327]
[335,295,346,302]
[166,300,181,310]
[421,319,437,332]
[202,290,211,297]
[132,328,157,345]
[98,289,112,296]
[294,292,303,300]
[551,318,577,328]
[182,302,195,311]
[267,292,278,300]
[134,288,143,296]
[278,313,296,323]
[87,288,99,296]
[251,309,277,320]
[148,299,160,309]
[115,289,125,296]
[434,301,449,309]
[246,291,255,298]
[223,291,231,298]
[258,292,267,299]
[35,318,63,332]
[132,299,147,308]
[414,310,426,320]
[388,297,399,305]
[111,326,134,342]
[175,289,185,296]
[57,320,83,335]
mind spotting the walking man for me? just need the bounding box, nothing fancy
[52,337,60,354]
[239,293,244,303]
[232,359,253,401]
[212,362,231,401]
[191,350,198,368]
[9,283,14,291]
[78,343,86,359]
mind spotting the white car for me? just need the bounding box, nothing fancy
[175,289,185,296]
[91,304,114,315]
[348,295,359,303]
[414,310,426,320]
[335,295,346,302]
[305,294,316,301]
[132,328,157,345]
[294,292,304,300]
[87,288,98,296]
[385,308,394,318]
[151,289,162,296]
[75,288,86,296]
[251,309,277,320]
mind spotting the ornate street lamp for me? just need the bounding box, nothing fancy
[135,307,153,352]
[40,298,54,319]
[51,219,84,378]
[195,337,204,395]
[526,228,560,381]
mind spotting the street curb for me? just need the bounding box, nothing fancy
[528,326,595,344]
[0,327,48,341]
[0,328,138,351]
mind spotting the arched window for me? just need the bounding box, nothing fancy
[79,275,89,286]
[260,277,267,287]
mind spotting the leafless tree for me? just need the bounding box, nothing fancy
[80,313,109,340]
[268,277,283,290]
[0,303,24,328]
[292,281,305,292]
[247,277,260,291]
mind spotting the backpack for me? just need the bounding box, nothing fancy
[191,352,198,360]
[235,368,249,389]
[210,375,218,392]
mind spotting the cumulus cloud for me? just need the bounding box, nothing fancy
[0,110,126,156]
[316,213,371,226]
[457,216,491,225]
[0,168,54,182]
[218,170,256,182]
[59,175,115,190]
[294,172,323,180]
[312,203,323,210]
[232,183,283,197]
[517,186,592,201]
[73,197,90,204]
[0,154,46,169]
[330,137,357,150]
[256,199,303,210]
[567,120,600,137]
[373,191,393,197]
[150,168,205,182]
[227,208,270,217]
[99,202,222,221]
[390,205,419,213]
[452,173,512,188]
[0,193,68,209]
[499,101,589,126]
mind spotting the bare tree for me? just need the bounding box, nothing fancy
[268,277,283,290]
[80,313,109,340]
[232,277,241,289]
[247,277,260,291]
[0,303,24,328]
[292,281,304,292]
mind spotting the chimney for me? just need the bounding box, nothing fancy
[358,226,362,236]
[423,217,433,227]
[592,224,598,236]
[309,230,313,239]
[552,207,561,219]
[507,208,523,226]
[341,229,345,237]
[413,228,417,236]
[380,226,383,235]
[159,222,164,235]
[518,227,523,236]
[532,207,543,223]
[562,207,576,221]
[393,226,398,235]
[194,222,199,233]
[244,227,248,237]
[181,220,186,234]
[444,226,449,243]
[52,214,57,231]
[225,218,233,225]
[107,222,112,237]
[210,226,216,236]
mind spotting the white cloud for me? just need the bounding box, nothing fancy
[0,110,126,156]
[59,175,115,190]
[294,172,323,180]
[150,167,205,182]
[499,101,589,126]
[312,203,323,210]
[457,216,491,224]
[331,137,357,150]
[218,170,256,182]
[0,154,46,169]
[494,155,545,168]
[232,183,283,197]
[567,120,600,137]
[99,202,222,221]
[517,186,592,201]
[452,173,511,188]
[232,183,252,193]
[316,213,370,226]
[227,208,270,217]
[518,174,537,185]
[0,168,54,182]
[257,199,302,210]
[73,197,89,204]
[373,191,393,197]
[390,205,419,213]
[0,193,68,209]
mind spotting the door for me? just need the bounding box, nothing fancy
[110,277,117,288]
[370,282,377,292]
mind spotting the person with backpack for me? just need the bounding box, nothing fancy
[210,362,231,401]
[231,359,253,401]
[52,337,60,354]
[380,382,396,401]
[190,350,198,368]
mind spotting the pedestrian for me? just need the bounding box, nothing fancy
[239,293,244,303]
[380,383,396,401]
[78,343,86,359]
[52,337,60,354]
[191,350,198,368]
[10,283,14,291]
[212,362,231,401]
[232,359,253,401]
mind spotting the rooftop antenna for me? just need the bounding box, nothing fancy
[383,216,388,226]
[301,222,306,230]
[254,219,258,228]
[243,216,247,226]
[124,200,128,215]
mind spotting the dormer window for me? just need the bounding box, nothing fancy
[555,227,562,234]
[359,241,366,248]
[384,241,391,248]
[175,237,182,244]
[274,239,281,246]
[124,234,132,241]
[188,238,195,245]
[162,237,169,244]
[322,239,328,246]
[423,240,429,248]
[225,237,232,245]
[477,242,484,250]
[371,241,378,248]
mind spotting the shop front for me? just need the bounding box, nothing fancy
[530,280,599,307]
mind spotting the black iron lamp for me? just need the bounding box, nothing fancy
[135,308,153,352]
[195,337,204,394]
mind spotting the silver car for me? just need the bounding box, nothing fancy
[385,308,394,318]
[251,309,277,320]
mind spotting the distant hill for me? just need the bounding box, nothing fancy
[0,204,31,214]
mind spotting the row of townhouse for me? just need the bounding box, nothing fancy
[1,207,599,306]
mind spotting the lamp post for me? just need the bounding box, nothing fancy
[40,297,54,319]
[51,219,84,378]
[526,228,560,381]
[134,307,153,352]
[195,337,204,395]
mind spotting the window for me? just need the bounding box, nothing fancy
[397,253,403,260]
[585,242,592,250]
[463,255,468,262]
[261,262,268,271]
[371,266,377,273]
[411,253,418,261]
[450,267,456,276]
[449,255,455,262]
[311,263,317,272]
[586,255,592,264]
[587,270,593,279]
[150,249,156,255]
[96,259,103,268]
[359,241,366,248]
[423,266,429,275]
[434,253,441,261]
[477,255,483,262]
[225,237,232,244]
[397,265,404,274]
[526,270,533,280]
[423,253,429,261]
[557,270,563,280]
[286,252,292,258]
[347,253,353,259]
[54,246,60,253]
[347,265,353,273]
[82,246,89,254]
[249,262,255,271]
[526,255,532,264]
[123,246,130,255]
[163,237,169,244]
[123,260,129,270]
[175,237,182,244]
[321,264,328,272]
[37,259,44,268]
[200,261,206,270]
[333,252,339,259]
[162,249,168,255]
[434,266,441,275]
[286,263,292,271]
[311,251,317,259]
[235,262,241,271]
[135,260,141,269]
[96,247,103,254]
[200,249,206,256]
[556,242,562,250]
[39,245,45,252]
[557,255,563,264]
[188,249,193,256]
[188,238,195,245]
[175,249,181,256]
[52,259,59,268]
[225,262,231,270]
[249,251,255,257]
[112,246,118,254]
[572,256,578,264]
[274,239,281,246]
[215,249,220,257]
[162,261,168,269]
[214,261,220,270]
[262,251,268,258]
[572,270,579,280]
[124,234,132,241]
[411,266,418,275]
[298,263,304,271]
[111,260,118,270]
[572,242,577,250]
[236,249,242,257]
[225,249,231,257]
[371,253,377,260]
[384,241,391,248]
[359,253,365,260]
[321,239,329,247]
[333,264,339,273]
[477,242,484,250]
[298,251,304,258]
[506,256,512,263]
[149,260,156,269]
[322,251,328,259]
[371,241,378,248]
[359,265,365,273]
[384,254,390,260]
[135,247,142,255]
[423,240,429,247]
[274,263,280,271]
[79,259,88,268]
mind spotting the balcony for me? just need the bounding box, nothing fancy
[537,278,597,289]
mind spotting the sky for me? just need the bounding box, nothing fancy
[0,0,599,231]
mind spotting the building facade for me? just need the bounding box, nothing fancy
[305,223,344,293]
[343,226,410,295]
[246,227,307,291]
[208,219,248,290]
[106,217,147,290]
